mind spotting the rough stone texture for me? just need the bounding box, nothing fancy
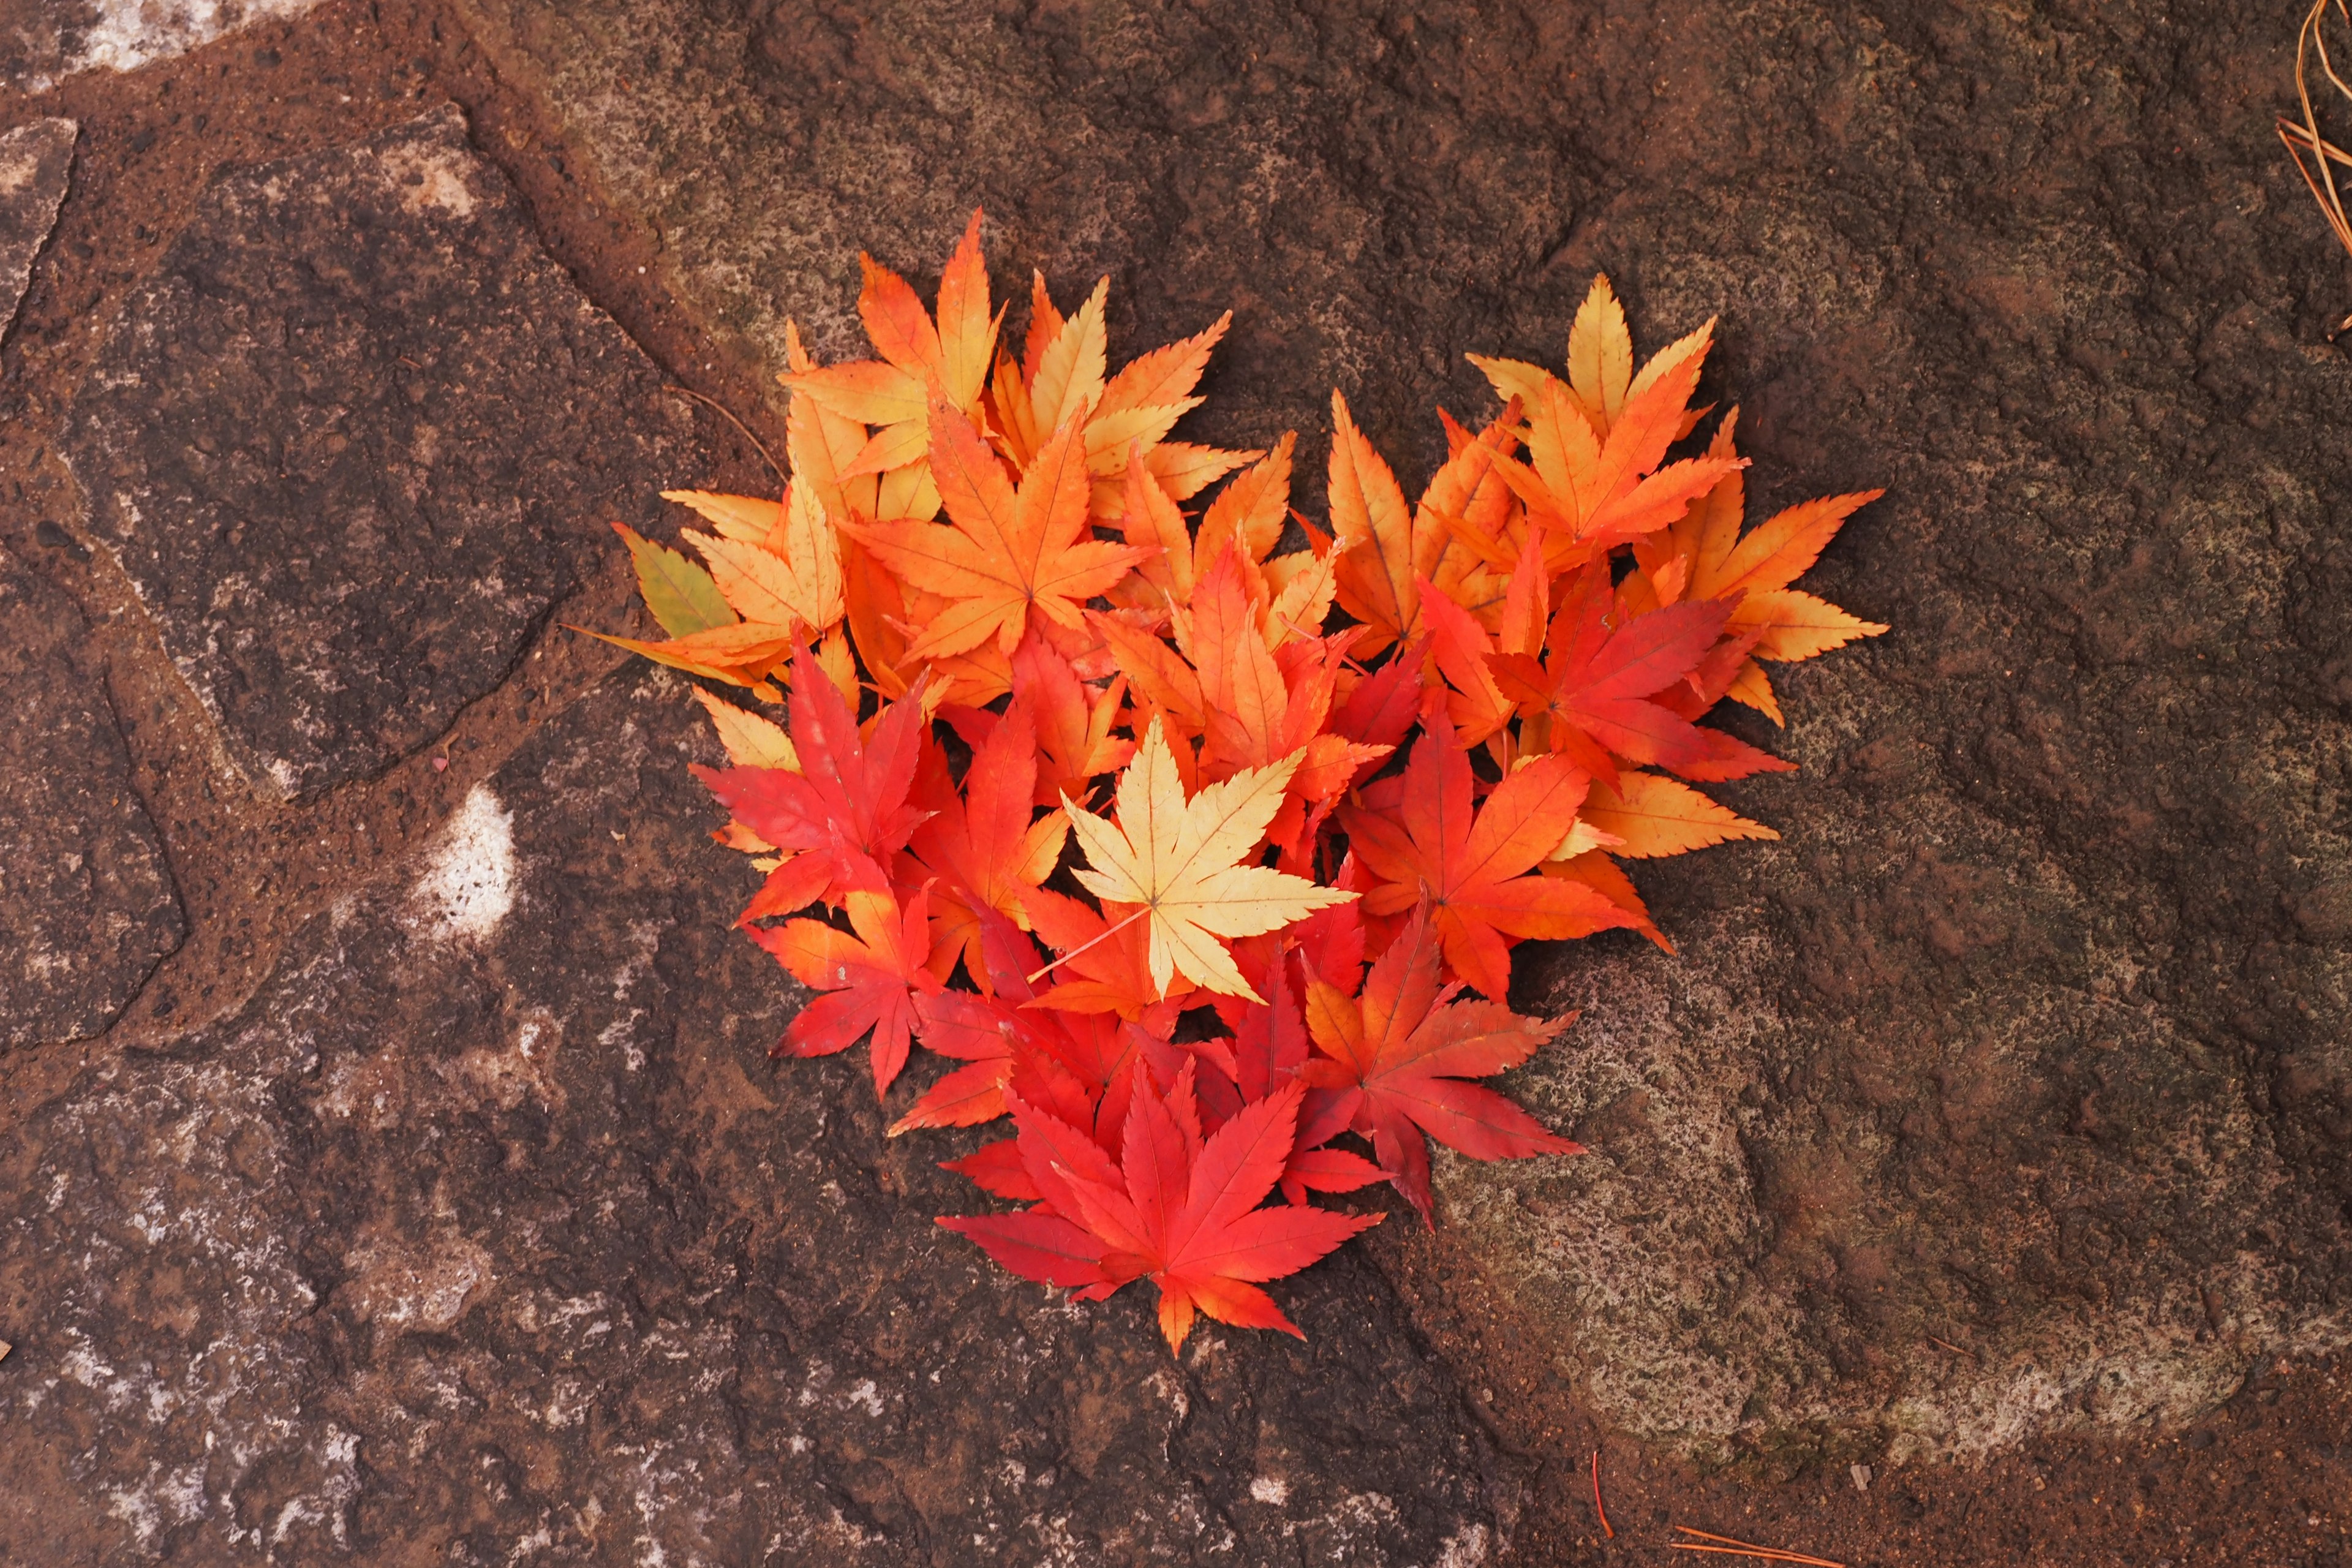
[0,668,1503,1566]
[0,547,183,1049]
[0,0,320,92]
[439,0,2352,1465]
[66,107,694,802]
[0,116,73,334]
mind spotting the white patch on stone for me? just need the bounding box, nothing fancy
[340,1236,492,1334]
[408,784,515,943]
[0,119,67,197]
[1436,1523,1492,1567]
[43,1,324,89]
[376,138,480,220]
[1248,1476,1288,1505]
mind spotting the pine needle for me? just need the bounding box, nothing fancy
[1672,1525,1844,1568]
[2279,0,2352,333]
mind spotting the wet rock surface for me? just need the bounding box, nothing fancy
[0,0,320,92]
[0,668,1501,1566]
[65,107,693,801]
[438,0,2352,1466]
[0,548,182,1049]
[0,116,72,333]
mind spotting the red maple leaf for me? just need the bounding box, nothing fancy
[754,886,943,1096]
[1486,562,1743,786]
[695,652,931,921]
[1339,706,1634,1000]
[942,1066,1381,1350]
[1300,900,1582,1223]
[901,700,1068,990]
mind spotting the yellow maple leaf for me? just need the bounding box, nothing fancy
[1061,718,1354,1001]
[666,480,844,638]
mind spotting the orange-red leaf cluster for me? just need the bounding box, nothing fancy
[586,214,1886,1351]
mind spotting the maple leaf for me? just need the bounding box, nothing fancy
[991,273,1107,469]
[575,619,798,689]
[775,209,998,472]
[944,1067,1381,1350]
[667,480,845,639]
[1577,769,1778,859]
[850,395,1150,661]
[1301,902,1580,1223]
[693,688,798,772]
[989,274,1254,519]
[1175,547,1387,798]
[1020,886,1194,1023]
[1084,311,1234,484]
[1339,707,1635,1000]
[611,522,734,636]
[694,653,930,919]
[903,701,1068,990]
[1077,1071,1382,1351]
[1327,391,1440,660]
[1063,718,1355,1001]
[1542,848,1671,953]
[1629,412,1888,724]
[1486,563,1747,786]
[1112,434,1303,617]
[753,886,943,1096]
[1469,279,1738,554]
[892,912,1081,1136]
[1008,631,1134,807]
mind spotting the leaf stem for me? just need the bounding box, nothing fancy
[665,385,784,480]
[1025,905,1150,984]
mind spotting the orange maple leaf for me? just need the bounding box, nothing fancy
[849,396,1150,661]
[775,209,998,479]
[1020,887,1195,1023]
[1628,411,1888,724]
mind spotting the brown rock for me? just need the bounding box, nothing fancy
[0,548,182,1049]
[66,108,695,801]
[0,117,72,334]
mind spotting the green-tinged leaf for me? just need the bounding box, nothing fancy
[616,522,735,636]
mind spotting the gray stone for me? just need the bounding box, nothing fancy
[0,548,183,1049]
[439,0,2352,1465]
[0,1,319,92]
[66,108,694,802]
[0,117,72,336]
[0,668,1502,1565]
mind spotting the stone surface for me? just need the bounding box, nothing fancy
[66,107,694,802]
[0,667,1504,1566]
[439,0,2352,1465]
[0,547,183,1049]
[0,0,320,92]
[0,116,72,334]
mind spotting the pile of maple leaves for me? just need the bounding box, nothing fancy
[587,213,1884,1354]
